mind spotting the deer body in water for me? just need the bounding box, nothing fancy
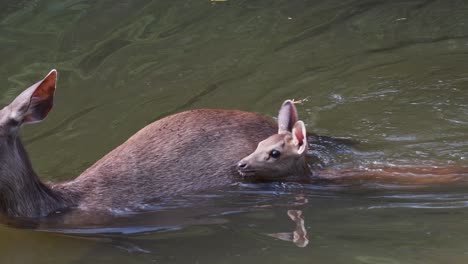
[0,70,291,218]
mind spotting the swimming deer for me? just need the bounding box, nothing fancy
[237,102,467,185]
[3,70,461,220]
[0,70,298,218]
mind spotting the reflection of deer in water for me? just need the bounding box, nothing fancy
[268,209,309,248]
[238,100,468,185]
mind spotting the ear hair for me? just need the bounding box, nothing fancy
[278,100,298,134]
[292,121,307,155]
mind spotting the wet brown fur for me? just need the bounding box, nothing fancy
[1,77,277,217]
[53,110,277,213]
[1,70,284,218]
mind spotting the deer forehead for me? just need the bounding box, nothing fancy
[257,134,293,150]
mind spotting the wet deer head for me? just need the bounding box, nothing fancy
[237,100,311,180]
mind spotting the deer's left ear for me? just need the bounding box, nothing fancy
[278,100,298,134]
[9,69,57,125]
[292,121,307,155]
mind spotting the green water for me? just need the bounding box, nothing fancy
[1,0,468,263]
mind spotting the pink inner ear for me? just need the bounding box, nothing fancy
[23,71,56,123]
[295,127,304,146]
[34,71,56,100]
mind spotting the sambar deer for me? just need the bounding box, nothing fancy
[0,70,299,218]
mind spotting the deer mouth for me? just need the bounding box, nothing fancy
[238,169,257,177]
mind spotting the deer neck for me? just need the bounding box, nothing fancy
[0,136,72,218]
[294,155,313,178]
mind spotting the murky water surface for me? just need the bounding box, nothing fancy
[1,0,468,263]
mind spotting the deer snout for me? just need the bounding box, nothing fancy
[237,160,249,170]
[237,156,258,177]
[237,159,255,177]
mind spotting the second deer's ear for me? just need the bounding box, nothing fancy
[9,69,57,125]
[278,100,298,134]
[292,121,307,155]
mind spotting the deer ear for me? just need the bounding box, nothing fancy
[9,70,57,125]
[292,121,307,155]
[278,100,298,134]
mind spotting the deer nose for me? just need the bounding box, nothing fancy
[237,161,248,170]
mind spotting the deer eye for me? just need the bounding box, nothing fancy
[270,149,281,159]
